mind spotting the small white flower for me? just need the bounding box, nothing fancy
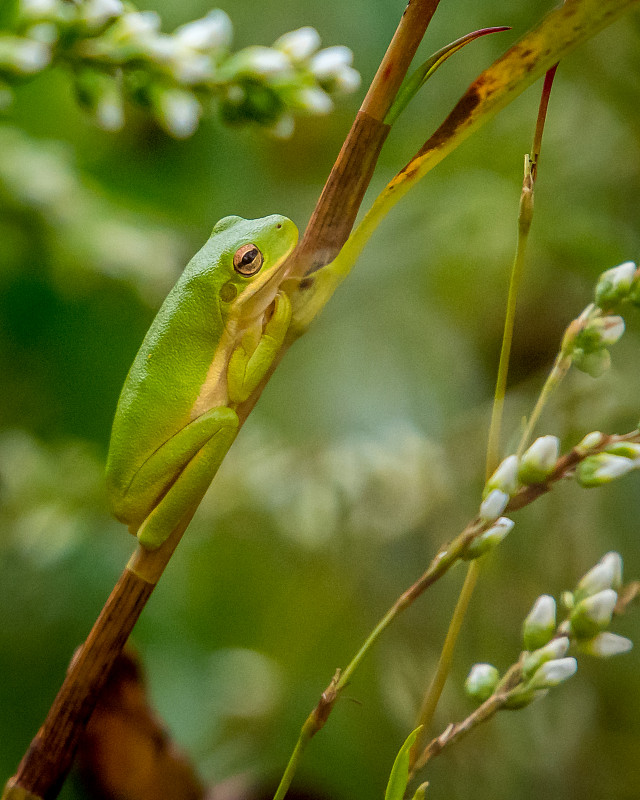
[116,10,161,40]
[232,46,291,77]
[274,26,321,61]
[19,0,58,17]
[333,65,361,93]
[529,656,577,689]
[596,315,625,346]
[523,595,556,650]
[519,436,560,483]
[81,0,124,27]
[577,552,623,598]
[464,516,513,559]
[95,92,124,131]
[523,636,570,678]
[156,88,201,138]
[485,454,519,497]
[25,22,58,45]
[595,261,637,307]
[175,10,233,52]
[571,588,618,638]
[464,663,499,702]
[577,453,636,487]
[580,631,633,658]
[269,113,295,139]
[293,86,333,114]
[310,45,353,79]
[479,489,509,522]
[575,431,605,455]
[8,38,51,73]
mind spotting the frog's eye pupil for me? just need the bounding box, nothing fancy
[233,243,264,275]
[241,248,258,265]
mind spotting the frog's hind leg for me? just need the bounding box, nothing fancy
[135,410,238,550]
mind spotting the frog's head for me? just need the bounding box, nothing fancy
[211,214,298,325]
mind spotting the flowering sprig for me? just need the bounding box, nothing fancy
[409,553,635,773]
[0,0,360,137]
[557,260,638,378]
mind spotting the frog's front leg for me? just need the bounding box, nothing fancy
[129,407,239,550]
[227,291,292,405]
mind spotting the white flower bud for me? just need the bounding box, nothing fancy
[154,88,201,138]
[333,65,361,93]
[528,656,577,689]
[274,26,321,61]
[0,37,51,73]
[570,588,618,638]
[81,0,123,27]
[604,442,640,460]
[174,10,233,52]
[226,46,291,78]
[579,631,633,658]
[576,552,623,600]
[310,45,353,79]
[575,431,605,455]
[518,436,560,484]
[269,113,295,139]
[19,0,58,18]
[115,10,160,40]
[292,86,333,114]
[572,346,610,378]
[464,663,499,703]
[595,315,625,346]
[95,89,124,131]
[523,595,556,650]
[25,22,58,45]
[485,454,519,497]
[577,453,636,487]
[463,517,513,560]
[594,261,637,308]
[479,489,509,522]
[523,636,570,678]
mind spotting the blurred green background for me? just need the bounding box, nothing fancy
[1,1,640,799]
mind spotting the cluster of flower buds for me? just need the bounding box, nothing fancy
[473,436,560,555]
[576,436,640,488]
[559,260,638,378]
[594,260,640,310]
[464,552,632,710]
[1,0,360,137]
[560,552,632,656]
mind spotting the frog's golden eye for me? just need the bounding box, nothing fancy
[233,243,263,276]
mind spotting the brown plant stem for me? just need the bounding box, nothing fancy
[288,0,442,276]
[5,570,154,800]
[3,516,193,800]
[2,4,443,799]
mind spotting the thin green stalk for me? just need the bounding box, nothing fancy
[516,351,572,457]
[408,559,481,773]
[408,57,558,773]
[272,714,318,800]
[486,161,535,476]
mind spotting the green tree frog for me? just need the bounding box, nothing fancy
[105,214,298,550]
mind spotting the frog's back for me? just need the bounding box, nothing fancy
[105,239,227,501]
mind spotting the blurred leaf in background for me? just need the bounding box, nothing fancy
[1,2,639,800]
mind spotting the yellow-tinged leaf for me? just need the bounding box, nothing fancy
[392,0,639,195]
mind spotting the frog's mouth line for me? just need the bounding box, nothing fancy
[236,240,298,321]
